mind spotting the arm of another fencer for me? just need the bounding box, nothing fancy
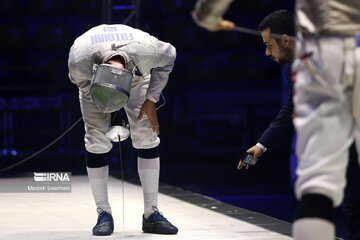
[191,0,234,31]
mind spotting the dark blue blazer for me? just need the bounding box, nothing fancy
[257,63,294,150]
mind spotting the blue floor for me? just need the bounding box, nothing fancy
[174,180,349,239]
[213,194,296,223]
[206,186,349,239]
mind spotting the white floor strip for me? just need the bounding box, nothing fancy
[0,175,293,240]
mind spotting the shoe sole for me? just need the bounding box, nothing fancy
[93,222,114,236]
[143,221,178,234]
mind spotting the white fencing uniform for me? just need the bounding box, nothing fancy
[68,24,176,153]
[293,1,360,239]
[294,0,360,208]
[293,37,360,207]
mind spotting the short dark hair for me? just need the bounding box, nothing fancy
[258,10,295,36]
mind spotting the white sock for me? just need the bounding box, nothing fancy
[87,166,112,214]
[293,218,334,240]
[138,157,159,218]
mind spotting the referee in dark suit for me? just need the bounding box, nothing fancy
[237,10,295,169]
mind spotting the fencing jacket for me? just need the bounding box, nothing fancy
[68,24,176,103]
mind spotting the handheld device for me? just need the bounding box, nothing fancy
[240,152,256,165]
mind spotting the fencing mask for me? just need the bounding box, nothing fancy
[90,63,133,113]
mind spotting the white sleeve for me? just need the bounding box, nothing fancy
[256,142,267,153]
[68,41,95,94]
[146,39,176,103]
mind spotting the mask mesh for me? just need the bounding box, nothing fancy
[90,64,133,113]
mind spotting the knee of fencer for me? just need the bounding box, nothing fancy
[131,134,160,150]
[85,134,113,154]
[295,193,333,223]
[86,151,109,168]
[295,178,345,208]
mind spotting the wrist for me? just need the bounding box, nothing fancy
[146,95,158,103]
[256,143,267,153]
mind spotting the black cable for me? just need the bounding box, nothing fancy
[0,116,83,173]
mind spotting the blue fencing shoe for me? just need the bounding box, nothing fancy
[92,210,114,236]
[142,207,178,234]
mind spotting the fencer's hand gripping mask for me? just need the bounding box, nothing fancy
[90,63,133,113]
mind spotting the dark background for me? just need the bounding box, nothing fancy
[0,0,349,238]
[0,0,293,183]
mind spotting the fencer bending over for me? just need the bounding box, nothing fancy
[68,24,178,236]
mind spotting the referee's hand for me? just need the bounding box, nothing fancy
[237,145,263,170]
